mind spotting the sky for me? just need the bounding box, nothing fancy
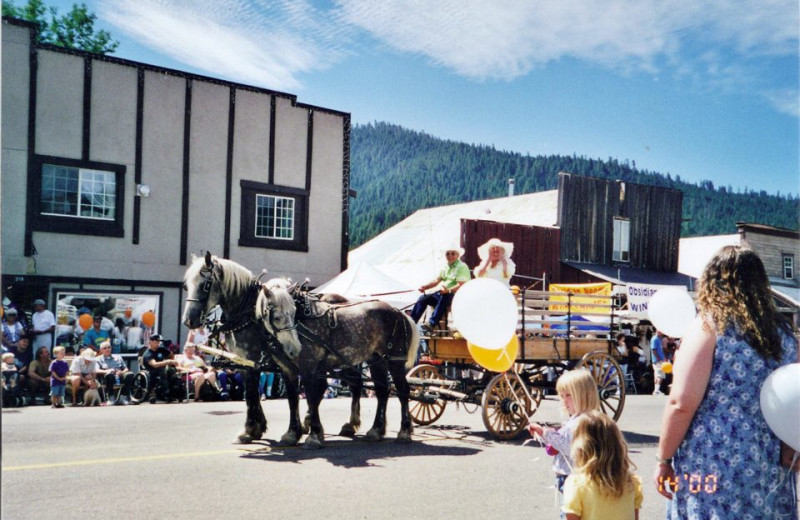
[42,0,800,196]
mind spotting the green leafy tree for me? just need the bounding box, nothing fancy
[3,0,118,54]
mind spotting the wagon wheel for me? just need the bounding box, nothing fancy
[481,372,532,440]
[520,364,546,409]
[576,351,626,421]
[406,364,447,426]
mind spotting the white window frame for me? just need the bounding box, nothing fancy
[41,163,117,221]
[783,255,794,280]
[612,217,630,263]
[254,194,295,240]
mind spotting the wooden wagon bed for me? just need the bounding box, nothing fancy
[426,336,616,363]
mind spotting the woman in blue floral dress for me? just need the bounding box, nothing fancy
[654,246,798,519]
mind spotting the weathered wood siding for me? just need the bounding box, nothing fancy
[739,225,799,280]
[461,219,562,288]
[557,173,682,271]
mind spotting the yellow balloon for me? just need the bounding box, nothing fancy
[662,361,673,374]
[468,335,519,372]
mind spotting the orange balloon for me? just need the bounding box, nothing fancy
[78,313,93,331]
[142,310,156,328]
[468,335,519,372]
[662,361,673,374]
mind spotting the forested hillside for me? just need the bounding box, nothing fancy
[349,122,799,248]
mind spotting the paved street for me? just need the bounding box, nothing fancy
[2,394,668,520]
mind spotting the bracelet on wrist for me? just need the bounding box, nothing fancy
[655,456,673,465]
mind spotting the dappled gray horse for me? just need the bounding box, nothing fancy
[258,281,419,449]
[182,252,302,443]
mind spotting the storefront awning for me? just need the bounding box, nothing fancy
[564,262,696,289]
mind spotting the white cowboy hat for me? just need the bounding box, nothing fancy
[440,245,465,258]
[477,238,514,261]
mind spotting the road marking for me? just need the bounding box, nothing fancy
[2,449,242,472]
[3,431,478,472]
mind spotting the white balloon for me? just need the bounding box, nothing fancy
[451,278,518,350]
[647,287,696,338]
[760,363,800,452]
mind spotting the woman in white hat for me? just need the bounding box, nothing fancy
[474,238,516,286]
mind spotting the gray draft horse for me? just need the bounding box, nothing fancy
[182,252,302,444]
[258,280,419,449]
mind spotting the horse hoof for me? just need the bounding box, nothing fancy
[237,432,253,444]
[364,429,384,442]
[279,431,300,446]
[302,435,323,450]
[339,424,357,437]
[395,431,413,443]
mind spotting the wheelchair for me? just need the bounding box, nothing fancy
[129,368,185,404]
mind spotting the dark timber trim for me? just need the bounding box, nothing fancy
[305,109,314,191]
[133,68,144,245]
[180,78,192,265]
[268,95,276,185]
[24,23,38,256]
[224,87,236,259]
[340,115,351,271]
[82,57,92,160]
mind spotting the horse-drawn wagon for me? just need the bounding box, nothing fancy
[406,284,627,439]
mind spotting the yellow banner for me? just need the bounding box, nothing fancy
[549,282,612,314]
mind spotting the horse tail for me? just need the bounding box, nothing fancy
[403,313,420,369]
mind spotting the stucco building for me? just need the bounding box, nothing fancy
[1,18,350,347]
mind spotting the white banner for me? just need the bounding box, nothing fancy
[626,283,687,319]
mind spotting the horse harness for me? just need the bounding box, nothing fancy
[293,291,410,366]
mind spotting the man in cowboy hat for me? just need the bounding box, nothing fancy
[410,245,471,334]
[474,237,516,286]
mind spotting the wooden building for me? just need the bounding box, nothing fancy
[461,173,692,289]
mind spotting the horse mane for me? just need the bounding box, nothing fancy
[185,254,254,297]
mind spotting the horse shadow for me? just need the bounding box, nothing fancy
[238,425,491,468]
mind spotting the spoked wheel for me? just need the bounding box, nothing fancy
[406,364,447,426]
[129,372,149,404]
[481,372,533,440]
[577,351,626,421]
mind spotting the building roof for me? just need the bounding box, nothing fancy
[349,191,559,287]
[678,233,799,308]
[677,234,741,278]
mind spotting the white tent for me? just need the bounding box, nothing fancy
[313,261,419,309]
[349,190,559,288]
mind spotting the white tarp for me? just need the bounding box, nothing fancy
[313,262,419,309]
[349,190,559,288]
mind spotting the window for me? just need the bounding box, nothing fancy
[784,255,794,280]
[41,164,116,220]
[612,217,630,262]
[31,155,125,237]
[255,194,294,240]
[239,180,308,251]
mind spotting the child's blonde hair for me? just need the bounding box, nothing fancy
[53,346,66,355]
[571,411,636,498]
[555,368,600,415]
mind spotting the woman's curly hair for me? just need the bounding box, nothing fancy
[696,246,793,361]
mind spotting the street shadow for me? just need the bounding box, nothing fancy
[623,431,659,447]
[238,426,486,468]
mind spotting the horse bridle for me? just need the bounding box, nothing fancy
[187,263,297,335]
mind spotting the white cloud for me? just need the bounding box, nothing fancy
[99,0,351,91]
[334,0,798,81]
[763,89,800,117]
